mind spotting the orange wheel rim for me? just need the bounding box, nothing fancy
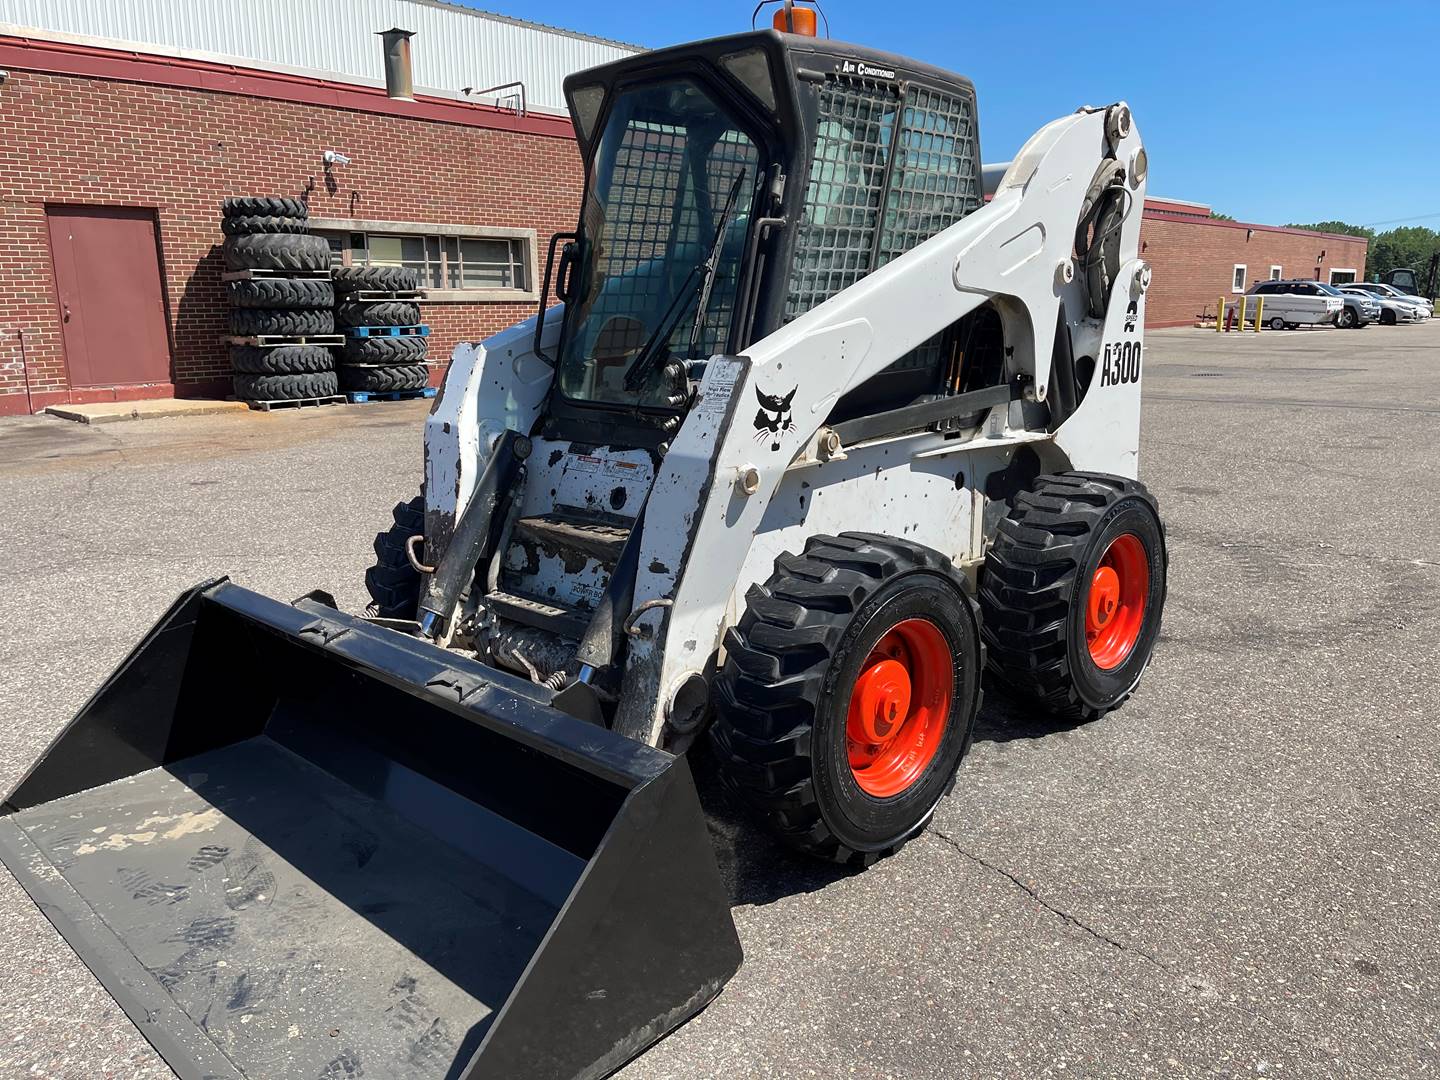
[846,618,952,798]
[1085,533,1149,670]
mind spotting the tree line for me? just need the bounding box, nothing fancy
[1283,221,1440,284]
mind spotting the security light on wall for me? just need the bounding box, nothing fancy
[323,150,352,166]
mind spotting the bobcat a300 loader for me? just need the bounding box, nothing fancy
[1,12,1168,1080]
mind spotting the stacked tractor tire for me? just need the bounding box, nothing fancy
[333,266,431,396]
[221,198,339,405]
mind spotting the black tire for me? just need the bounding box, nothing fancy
[222,197,308,220]
[337,363,429,392]
[220,215,309,237]
[979,472,1166,722]
[336,300,421,328]
[1269,316,1286,331]
[1339,307,1358,329]
[343,334,428,366]
[1380,309,1396,326]
[226,277,336,310]
[222,233,330,272]
[365,493,425,619]
[711,534,984,864]
[332,265,419,294]
[233,370,338,402]
[229,345,335,375]
[228,307,334,336]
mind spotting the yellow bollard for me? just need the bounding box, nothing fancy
[1216,296,1226,331]
[1254,297,1264,333]
[1237,295,1247,333]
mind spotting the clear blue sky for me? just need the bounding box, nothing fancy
[465,0,1439,230]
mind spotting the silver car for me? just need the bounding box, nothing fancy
[1344,282,1432,323]
[1316,282,1379,328]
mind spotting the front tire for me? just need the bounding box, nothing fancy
[1339,307,1358,329]
[365,492,425,618]
[711,534,983,865]
[979,473,1167,721]
[1381,309,1397,326]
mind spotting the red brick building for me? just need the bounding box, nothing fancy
[0,15,1368,417]
[1140,198,1369,328]
[0,28,608,417]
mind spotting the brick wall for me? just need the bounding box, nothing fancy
[0,61,583,416]
[1141,212,1369,328]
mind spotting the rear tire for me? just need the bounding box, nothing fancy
[711,533,983,864]
[338,363,428,392]
[337,300,421,328]
[979,472,1166,721]
[222,196,308,219]
[343,334,428,366]
[226,277,335,309]
[220,214,309,236]
[365,493,425,618]
[233,370,338,402]
[1269,316,1285,331]
[222,233,330,272]
[228,307,334,336]
[332,265,419,294]
[229,344,334,375]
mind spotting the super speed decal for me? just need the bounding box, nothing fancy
[1100,340,1142,388]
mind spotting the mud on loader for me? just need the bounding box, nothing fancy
[1,17,1168,1080]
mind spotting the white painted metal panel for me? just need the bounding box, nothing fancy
[0,0,639,112]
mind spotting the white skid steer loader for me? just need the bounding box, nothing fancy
[1,14,1167,1080]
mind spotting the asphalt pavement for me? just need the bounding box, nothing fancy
[1,320,1436,1079]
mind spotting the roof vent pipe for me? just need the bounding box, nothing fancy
[377,27,415,100]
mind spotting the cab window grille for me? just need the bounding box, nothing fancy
[786,75,981,389]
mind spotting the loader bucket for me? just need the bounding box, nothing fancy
[0,580,741,1080]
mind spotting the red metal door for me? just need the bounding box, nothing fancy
[47,206,172,388]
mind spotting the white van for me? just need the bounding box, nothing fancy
[1244,280,1344,329]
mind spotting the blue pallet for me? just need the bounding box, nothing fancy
[346,324,430,339]
[345,387,438,404]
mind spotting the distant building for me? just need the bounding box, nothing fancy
[1141,199,1368,327]
[0,0,637,415]
[0,1,1369,414]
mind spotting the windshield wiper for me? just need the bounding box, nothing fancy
[623,169,747,392]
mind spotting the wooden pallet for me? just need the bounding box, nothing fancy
[242,394,347,412]
[344,324,430,339]
[347,289,426,301]
[221,268,333,282]
[345,387,438,404]
[225,334,346,347]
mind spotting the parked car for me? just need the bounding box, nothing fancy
[1315,281,1379,328]
[1244,279,1344,329]
[1342,283,1432,324]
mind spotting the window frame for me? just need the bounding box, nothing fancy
[309,217,538,302]
[1232,264,1247,293]
[1327,267,1357,285]
[1269,265,1282,281]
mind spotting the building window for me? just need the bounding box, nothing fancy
[311,219,536,299]
[1232,264,1247,293]
[1269,265,1282,281]
[1328,267,1357,285]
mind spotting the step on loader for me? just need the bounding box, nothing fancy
[2,10,1168,1079]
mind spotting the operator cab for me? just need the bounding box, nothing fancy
[540,27,989,446]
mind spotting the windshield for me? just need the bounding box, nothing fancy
[1314,283,1342,296]
[557,78,761,408]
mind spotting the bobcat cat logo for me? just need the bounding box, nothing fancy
[753,385,796,451]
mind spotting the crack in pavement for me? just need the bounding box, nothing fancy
[927,825,1172,971]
